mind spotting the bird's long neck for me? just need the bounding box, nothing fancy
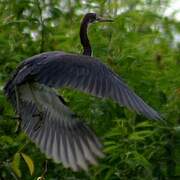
[80,19,92,56]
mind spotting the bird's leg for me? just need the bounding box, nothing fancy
[14,86,22,132]
[28,84,44,131]
[14,86,21,117]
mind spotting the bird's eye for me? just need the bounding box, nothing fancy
[94,14,97,20]
[89,14,97,23]
[89,18,94,23]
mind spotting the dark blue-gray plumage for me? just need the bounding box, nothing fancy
[4,13,162,171]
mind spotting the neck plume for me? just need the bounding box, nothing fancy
[80,19,92,56]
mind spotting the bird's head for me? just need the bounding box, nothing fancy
[83,13,113,24]
[80,13,113,56]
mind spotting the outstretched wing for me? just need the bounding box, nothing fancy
[18,83,104,171]
[15,53,162,120]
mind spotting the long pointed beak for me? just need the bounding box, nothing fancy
[96,17,113,22]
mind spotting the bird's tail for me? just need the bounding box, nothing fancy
[17,83,104,171]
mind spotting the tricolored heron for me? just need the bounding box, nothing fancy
[4,13,162,171]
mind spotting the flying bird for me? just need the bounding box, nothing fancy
[4,13,162,171]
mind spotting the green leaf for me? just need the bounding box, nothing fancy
[21,153,34,176]
[132,151,152,170]
[104,145,119,153]
[129,130,154,141]
[135,121,153,128]
[11,153,21,178]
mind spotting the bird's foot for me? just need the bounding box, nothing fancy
[32,112,43,119]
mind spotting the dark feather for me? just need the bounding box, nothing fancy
[15,83,103,171]
[4,52,162,120]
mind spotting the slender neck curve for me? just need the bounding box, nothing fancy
[80,18,92,56]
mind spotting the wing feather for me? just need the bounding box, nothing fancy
[31,54,162,120]
[5,52,161,120]
[17,82,103,171]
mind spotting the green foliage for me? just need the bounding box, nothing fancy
[11,153,22,178]
[21,153,35,176]
[0,0,180,179]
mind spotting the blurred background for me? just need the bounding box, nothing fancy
[0,0,180,179]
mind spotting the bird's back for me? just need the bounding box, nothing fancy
[4,51,86,98]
